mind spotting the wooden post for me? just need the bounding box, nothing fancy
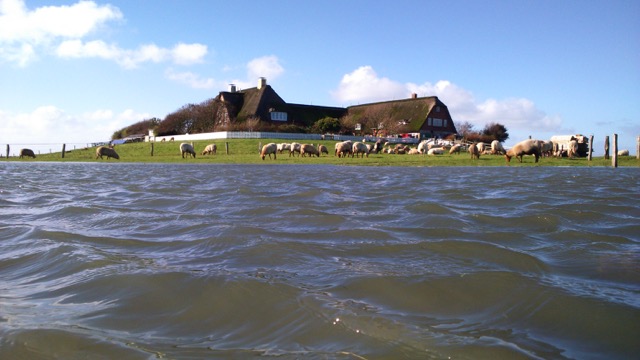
[637,136,640,160]
[150,142,154,156]
[61,144,66,158]
[612,134,618,168]
[225,142,229,155]
[588,135,593,161]
[6,144,9,159]
[604,136,610,160]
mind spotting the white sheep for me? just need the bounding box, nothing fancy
[300,144,320,157]
[96,146,120,160]
[260,143,278,160]
[476,142,486,154]
[428,148,444,155]
[618,149,629,156]
[180,143,196,158]
[352,142,370,158]
[19,148,36,158]
[277,143,291,154]
[201,144,217,155]
[505,139,542,163]
[334,141,353,158]
[490,140,505,155]
[318,144,328,155]
[469,142,480,159]
[289,142,302,157]
[567,139,579,158]
[449,144,461,155]
[407,148,420,155]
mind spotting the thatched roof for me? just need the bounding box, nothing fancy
[347,96,445,133]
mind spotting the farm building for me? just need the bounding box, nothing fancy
[213,78,458,138]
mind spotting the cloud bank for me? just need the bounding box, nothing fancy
[0,0,207,68]
[332,66,565,135]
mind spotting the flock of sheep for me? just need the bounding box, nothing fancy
[13,137,631,162]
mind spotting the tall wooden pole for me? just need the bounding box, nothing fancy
[6,144,9,159]
[61,144,66,159]
[637,136,640,160]
[604,136,610,160]
[612,134,618,168]
[588,135,593,161]
[150,142,154,156]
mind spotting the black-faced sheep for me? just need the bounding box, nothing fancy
[19,148,36,159]
[180,143,196,158]
[300,144,320,157]
[261,143,277,160]
[96,146,120,160]
[201,144,216,155]
[505,139,541,163]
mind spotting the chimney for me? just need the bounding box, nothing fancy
[229,84,236,93]
[411,93,417,99]
[258,77,267,89]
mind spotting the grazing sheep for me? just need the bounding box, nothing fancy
[95,146,120,160]
[352,142,370,158]
[490,140,505,155]
[277,143,291,154]
[318,144,328,155]
[334,141,353,158]
[449,144,461,155]
[567,139,579,158]
[260,143,277,160]
[469,142,480,159]
[19,148,36,159]
[428,148,444,155]
[505,139,542,163]
[618,149,629,156]
[372,139,387,154]
[539,140,554,157]
[476,142,486,154]
[300,144,320,157]
[180,143,196,158]
[201,144,217,155]
[289,142,302,157]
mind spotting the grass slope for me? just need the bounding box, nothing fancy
[3,139,639,167]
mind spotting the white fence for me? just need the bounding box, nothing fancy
[148,131,421,144]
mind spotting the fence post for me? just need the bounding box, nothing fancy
[225,142,229,155]
[588,135,593,161]
[611,134,618,168]
[150,142,154,156]
[604,136,609,160]
[61,144,66,159]
[637,136,640,160]
[6,144,9,159]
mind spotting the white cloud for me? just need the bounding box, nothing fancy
[165,68,216,89]
[0,106,150,154]
[0,0,207,68]
[332,66,565,134]
[247,55,284,82]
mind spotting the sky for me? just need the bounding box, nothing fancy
[1,0,639,155]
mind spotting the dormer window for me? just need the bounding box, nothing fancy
[436,106,440,112]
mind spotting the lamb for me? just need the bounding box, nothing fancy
[19,148,36,158]
[352,142,370,158]
[277,143,291,154]
[180,143,196,158]
[449,144,461,155]
[617,149,629,156]
[490,140,505,155]
[95,146,120,160]
[260,143,278,160]
[469,142,480,159]
[504,139,542,163]
[318,144,328,156]
[201,144,217,155]
[334,141,353,158]
[289,142,302,157]
[300,144,320,157]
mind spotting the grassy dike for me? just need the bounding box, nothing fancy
[3,139,639,167]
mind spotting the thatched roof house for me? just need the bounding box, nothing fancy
[215,78,457,137]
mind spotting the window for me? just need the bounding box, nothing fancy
[428,118,432,126]
[270,112,287,121]
[436,106,440,112]
[432,118,443,127]
[443,119,447,127]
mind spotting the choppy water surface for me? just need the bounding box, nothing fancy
[0,163,638,359]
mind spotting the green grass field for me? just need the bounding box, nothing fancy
[3,139,639,167]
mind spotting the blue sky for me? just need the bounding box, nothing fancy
[1,0,639,155]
